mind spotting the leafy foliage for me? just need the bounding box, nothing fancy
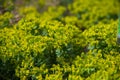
[0,0,120,80]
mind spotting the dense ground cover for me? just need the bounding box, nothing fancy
[0,0,120,80]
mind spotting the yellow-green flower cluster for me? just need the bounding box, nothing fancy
[68,0,119,28]
[83,20,118,53]
[0,12,13,28]
[0,0,120,80]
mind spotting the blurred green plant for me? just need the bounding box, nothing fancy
[0,0,120,80]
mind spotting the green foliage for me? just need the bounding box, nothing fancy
[0,0,120,80]
[68,0,119,28]
[83,21,119,52]
[0,0,15,12]
[0,12,13,28]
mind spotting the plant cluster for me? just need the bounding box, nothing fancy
[0,0,120,80]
